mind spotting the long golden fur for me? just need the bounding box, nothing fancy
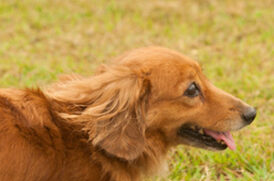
[0,47,256,181]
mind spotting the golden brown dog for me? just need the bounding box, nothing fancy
[0,47,256,181]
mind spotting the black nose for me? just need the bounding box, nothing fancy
[242,107,256,124]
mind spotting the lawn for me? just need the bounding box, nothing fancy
[0,0,273,180]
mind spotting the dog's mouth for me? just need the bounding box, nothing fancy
[178,125,236,150]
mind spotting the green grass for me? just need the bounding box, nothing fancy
[0,0,273,180]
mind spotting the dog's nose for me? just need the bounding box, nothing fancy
[242,107,256,124]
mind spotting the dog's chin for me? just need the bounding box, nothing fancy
[177,124,228,151]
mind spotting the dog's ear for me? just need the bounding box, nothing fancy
[84,67,150,161]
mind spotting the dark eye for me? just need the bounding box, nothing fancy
[184,82,200,98]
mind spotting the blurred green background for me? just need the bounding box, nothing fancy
[0,0,273,180]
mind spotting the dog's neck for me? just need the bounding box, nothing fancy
[47,96,170,181]
[42,75,171,181]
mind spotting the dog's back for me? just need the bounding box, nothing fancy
[0,89,103,181]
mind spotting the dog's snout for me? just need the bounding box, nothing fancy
[241,107,256,124]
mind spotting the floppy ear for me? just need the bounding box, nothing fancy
[84,66,150,161]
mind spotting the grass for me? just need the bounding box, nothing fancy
[0,0,273,180]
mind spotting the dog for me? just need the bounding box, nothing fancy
[0,47,256,181]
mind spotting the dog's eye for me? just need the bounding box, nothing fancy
[184,82,200,98]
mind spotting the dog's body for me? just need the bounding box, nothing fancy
[0,89,166,181]
[0,47,256,181]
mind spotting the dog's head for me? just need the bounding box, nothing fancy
[57,47,256,161]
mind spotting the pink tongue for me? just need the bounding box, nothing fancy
[204,129,236,150]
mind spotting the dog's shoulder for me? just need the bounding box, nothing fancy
[0,88,63,150]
